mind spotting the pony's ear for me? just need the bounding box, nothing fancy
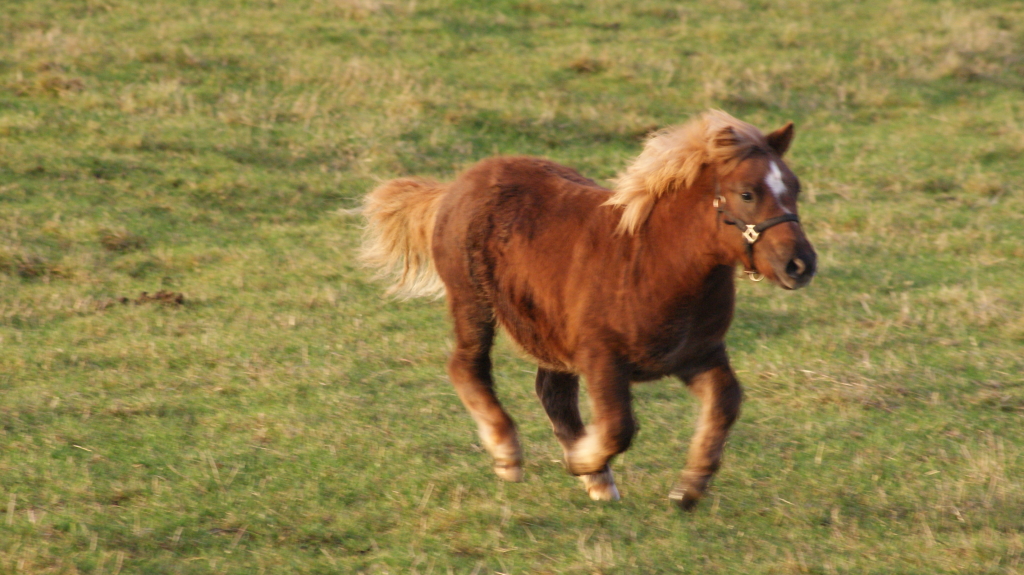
[766,122,795,156]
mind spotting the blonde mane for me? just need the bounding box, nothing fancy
[605,109,770,234]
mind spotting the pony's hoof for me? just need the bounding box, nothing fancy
[668,485,701,511]
[581,467,619,501]
[494,464,524,482]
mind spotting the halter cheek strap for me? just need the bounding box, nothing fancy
[714,194,801,281]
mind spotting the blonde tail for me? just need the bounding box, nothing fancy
[360,177,447,298]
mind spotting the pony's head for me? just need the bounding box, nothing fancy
[607,110,816,289]
[709,118,816,289]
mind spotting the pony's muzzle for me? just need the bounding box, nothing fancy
[783,251,816,288]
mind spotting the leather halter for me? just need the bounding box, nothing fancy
[713,190,800,281]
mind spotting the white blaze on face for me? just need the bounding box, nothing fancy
[766,161,787,199]
[766,161,792,213]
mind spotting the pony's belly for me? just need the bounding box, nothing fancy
[629,337,728,381]
[496,314,575,373]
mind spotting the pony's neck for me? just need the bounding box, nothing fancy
[637,172,732,290]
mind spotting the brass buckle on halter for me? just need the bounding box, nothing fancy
[744,270,765,282]
[742,225,759,244]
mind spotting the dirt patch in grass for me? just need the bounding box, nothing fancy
[95,290,185,309]
[134,290,185,305]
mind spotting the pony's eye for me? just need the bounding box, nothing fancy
[740,191,754,202]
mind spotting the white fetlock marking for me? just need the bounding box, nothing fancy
[581,468,620,501]
[477,425,522,481]
[567,427,607,474]
[478,427,517,460]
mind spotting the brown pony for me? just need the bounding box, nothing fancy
[361,110,816,510]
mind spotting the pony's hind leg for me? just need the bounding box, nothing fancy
[447,297,523,482]
[535,368,619,501]
[669,364,743,511]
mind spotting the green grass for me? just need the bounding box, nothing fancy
[2,0,1024,573]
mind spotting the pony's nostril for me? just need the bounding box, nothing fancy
[786,258,807,279]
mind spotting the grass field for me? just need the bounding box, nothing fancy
[2,0,1024,573]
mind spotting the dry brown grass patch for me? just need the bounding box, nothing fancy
[98,228,147,252]
[567,56,606,74]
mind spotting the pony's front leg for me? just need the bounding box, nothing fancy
[670,364,743,511]
[535,368,620,501]
[565,360,636,480]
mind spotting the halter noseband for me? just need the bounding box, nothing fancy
[713,192,800,281]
